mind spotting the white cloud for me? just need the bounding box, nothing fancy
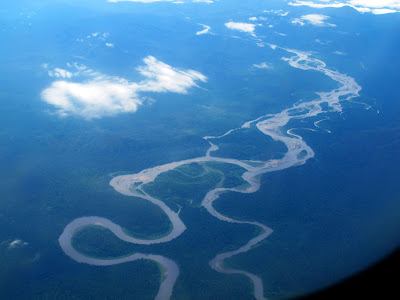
[348,0,400,9]
[253,62,273,69]
[264,9,290,16]
[73,63,88,72]
[292,14,336,26]
[42,80,140,118]
[136,56,207,93]
[315,38,331,44]
[43,64,74,79]
[249,17,258,21]
[8,239,28,249]
[289,0,400,14]
[225,21,256,34]
[289,0,348,9]
[105,43,115,47]
[196,24,211,35]
[292,18,305,26]
[372,8,398,14]
[41,56,206,119]
[302,14,336,26]
[78,32,111,45]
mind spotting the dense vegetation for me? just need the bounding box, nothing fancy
[1,1,400,299]
[212,127,287,161]
[142,162,247,211]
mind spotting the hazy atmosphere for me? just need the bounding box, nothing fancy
[1,0,400,299]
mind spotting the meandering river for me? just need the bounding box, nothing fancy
[59,46,361,300]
